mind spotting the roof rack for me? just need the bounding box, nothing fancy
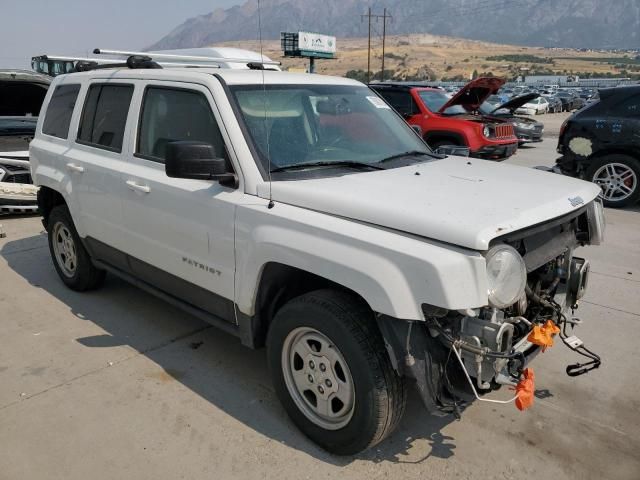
[32,48,281,76]
[94,48,281,68]
[34,54,220,73]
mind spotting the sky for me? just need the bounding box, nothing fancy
[0,0,242,68]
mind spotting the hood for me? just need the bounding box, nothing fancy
[257,158,600,251]
[439,77,505,113]
[491,93,539,114]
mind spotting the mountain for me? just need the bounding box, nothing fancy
[148,0,640,51]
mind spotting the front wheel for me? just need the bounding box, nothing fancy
[586,155,640,208]
[267,289,406,455]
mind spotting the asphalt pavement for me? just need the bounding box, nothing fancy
[0,116,638,479]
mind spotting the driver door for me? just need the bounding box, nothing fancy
[119,81,241,322]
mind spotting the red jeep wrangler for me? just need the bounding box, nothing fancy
[370,78,519,160]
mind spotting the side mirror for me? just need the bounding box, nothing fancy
[435,145,471,157]
[410,124,422,135]
[165,141,236,186]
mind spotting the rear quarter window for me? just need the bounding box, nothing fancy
[42,84,80,139]
[609,94,640,118]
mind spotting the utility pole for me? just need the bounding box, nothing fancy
[361,8,392,83]
[361,7,372,83]
[381,8,391,82]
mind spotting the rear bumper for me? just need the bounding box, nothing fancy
[471,142,518,160]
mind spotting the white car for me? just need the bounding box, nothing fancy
[30,55,604,455]
[516,96,549,115]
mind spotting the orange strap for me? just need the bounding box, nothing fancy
[527,320,561,351]
[514,368,535,411]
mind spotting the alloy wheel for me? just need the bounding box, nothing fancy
[593,162,638,203]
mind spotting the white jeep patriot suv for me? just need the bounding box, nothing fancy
[30,58,605,455]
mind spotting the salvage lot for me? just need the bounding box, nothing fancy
[1,118,639,479]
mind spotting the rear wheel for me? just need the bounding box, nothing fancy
[267,289,406,455]
[47,205,105,290]
[586,155,640,208]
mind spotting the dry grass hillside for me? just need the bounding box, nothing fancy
[218,33,636,81]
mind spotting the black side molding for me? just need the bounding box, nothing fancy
[93,259,240,339]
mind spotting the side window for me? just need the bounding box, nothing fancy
[42,84,80,139]
[378,90,418,117]
[137,87,228,164]
[611,94,640,118]
[77,84,134,152]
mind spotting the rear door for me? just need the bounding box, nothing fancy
[64,81,134,250]
[119,81,240,322]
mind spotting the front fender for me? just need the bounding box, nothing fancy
[234,200,488,320]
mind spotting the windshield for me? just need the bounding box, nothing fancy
[417,90,466,115]
[230,84,431,174]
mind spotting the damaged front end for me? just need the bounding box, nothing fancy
[0,118,38,214]
[377,200,604,416]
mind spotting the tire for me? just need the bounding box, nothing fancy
[267,289,406,455]
[47,205,106,291]
[586,154,640,208]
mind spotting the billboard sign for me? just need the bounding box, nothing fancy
[297,32,336,55]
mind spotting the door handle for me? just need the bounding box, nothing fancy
[66,163,84,173]
[126,180,151,194]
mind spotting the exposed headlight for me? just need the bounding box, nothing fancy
[485,244,527,309]
[514,122,535,129]
[483,126,491,137]
[587,198,605,245]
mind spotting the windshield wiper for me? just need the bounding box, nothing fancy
[270,161,386,173]
[378,150,440,164]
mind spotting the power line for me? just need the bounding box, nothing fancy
[381,8,391,81]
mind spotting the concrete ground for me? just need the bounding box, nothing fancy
[1,114,639,479]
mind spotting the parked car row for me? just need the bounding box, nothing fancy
[442,84,595,114]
